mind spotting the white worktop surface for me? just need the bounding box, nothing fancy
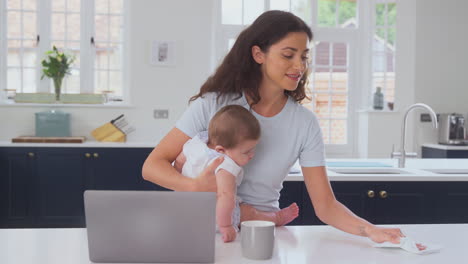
[0,224,465,264]
[422,143,468,150]
[0,141,156,148]
[1,142,467,181]
[286,158,468,181]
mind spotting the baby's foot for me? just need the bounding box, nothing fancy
[275,203,299,226]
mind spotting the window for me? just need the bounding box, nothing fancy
[2,0,39,94]
[217,0,398,153]
[372,0,396,104]
[0,0,126,103]
[306,41,350,145]
[218,0,377,155]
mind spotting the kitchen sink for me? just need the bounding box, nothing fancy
[328,168,413,175]
[421,169,468,174]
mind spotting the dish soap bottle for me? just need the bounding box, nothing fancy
[373,87,384,110]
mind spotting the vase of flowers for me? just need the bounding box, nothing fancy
[41,46,75,102]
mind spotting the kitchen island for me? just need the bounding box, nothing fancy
[0,224,465,263]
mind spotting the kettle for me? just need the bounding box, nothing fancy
[438,113,466,145]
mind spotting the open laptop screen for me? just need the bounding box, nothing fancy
[84,190,216,263]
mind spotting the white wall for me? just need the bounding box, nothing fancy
[2,0,466,159]
[359,0,468,158]
[413,0,468,150]
[0,0,214,144]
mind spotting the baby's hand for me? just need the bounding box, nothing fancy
[219,226,237,243]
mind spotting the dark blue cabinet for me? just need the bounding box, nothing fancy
[3,146,468,228]
[434,182,468,223]
[34,148,89,227]
[0,148,35,227]
[280,181,465,226]
[422,146,468,158]
[0,147,158,228]
[278,181,304,225]
[87,148,161,191]
[371,182,433,224]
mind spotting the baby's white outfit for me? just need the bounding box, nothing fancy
[181,131,244,230]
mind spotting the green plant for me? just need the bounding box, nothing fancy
[40,46,75,100]
[41,46,75,80]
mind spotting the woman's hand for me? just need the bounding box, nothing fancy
[365,225,427,250]
[365,225,403,244]
[192,156,224,192]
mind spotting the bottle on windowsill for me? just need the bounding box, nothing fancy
[373,87,384,110]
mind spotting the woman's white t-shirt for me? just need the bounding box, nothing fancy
[176,92,325,211]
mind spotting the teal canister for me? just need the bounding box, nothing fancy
[35,110,71,137]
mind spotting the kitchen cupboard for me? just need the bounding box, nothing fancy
[278,182,304,225]
[332,182,434,224]
[422,146,468,158]
[2,146,468,228]
[0,147,166,228]
[0,148,35,227]
[434,182,468,223]
[34,148,88,227]
[281,181,468,225]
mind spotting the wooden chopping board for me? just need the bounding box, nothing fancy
[12,136,86,143]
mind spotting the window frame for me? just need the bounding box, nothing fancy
[371,0,397,105]
[0,0,129,105]
[215,0,375,156]
[0,1,6,96]
[310,28,359,156]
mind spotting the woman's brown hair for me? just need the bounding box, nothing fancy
[190,10,313,106]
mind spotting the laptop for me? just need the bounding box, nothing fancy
[84,190,216,263]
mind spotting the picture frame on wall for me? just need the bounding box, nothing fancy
[150,40,176,66]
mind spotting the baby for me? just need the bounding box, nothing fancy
[175,105,298,242]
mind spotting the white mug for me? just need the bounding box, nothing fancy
[241,220,275,260]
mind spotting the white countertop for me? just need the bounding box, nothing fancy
[0,224,465,264]
[0,141,156,148]
[286,158,468,181]
[422,143,468,150]
[3,141,468,150]
[2,140,468,181]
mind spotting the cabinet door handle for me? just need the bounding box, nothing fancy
[28,152,35,157]
[93,153,99,158]
[379,190,388,199]
[367,190,375,198]
[85,153,91,158]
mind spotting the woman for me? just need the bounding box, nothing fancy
[143,10,411,245]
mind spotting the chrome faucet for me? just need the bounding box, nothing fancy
[391,103,438,168]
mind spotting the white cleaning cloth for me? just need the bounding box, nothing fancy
[373,237,442,255]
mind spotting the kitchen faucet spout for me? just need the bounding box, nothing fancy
[393,103,438,168]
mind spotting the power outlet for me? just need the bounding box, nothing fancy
[154,109,169,119]
[420,113,440,122]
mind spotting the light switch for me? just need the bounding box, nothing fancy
[154,109,169,119]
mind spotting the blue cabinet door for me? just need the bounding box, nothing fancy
[422,146,468,158]
[330,182,374,223]
[34,148,89,227]
[372,182,434,224]
[279,181,304,225]
[0,148,35,227]
[87,148,167,191]
[434,182,468,223]
[300,181,436,225]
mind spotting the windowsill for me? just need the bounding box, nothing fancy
[0,101,134,108]
[357,108,400,113]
